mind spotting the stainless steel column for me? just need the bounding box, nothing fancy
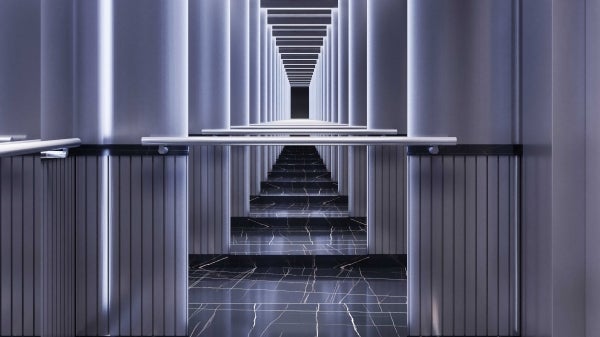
[0,3,42,334]
[230,1,250,217]
[0,0,40,140]
[250,0,262,195]
[190,0,231,254]
[348,0,367,217]
[41,1,189,336]
[337,2,349,195]
[407,1,516,335]
[366,0,407,255]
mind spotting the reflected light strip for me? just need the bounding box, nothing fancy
[99,0,113,143]
[101,153,110,316]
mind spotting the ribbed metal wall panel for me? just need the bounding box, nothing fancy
[42,157,76,337]
[250,147,261,195]
[349,146,367,217]
[108,154,188,336]
[367,146,407,254]
[231,146,249,216]
[189,146,230,254]
[74,155,109,336]
[0,156,42,337]
[408,154,519,337]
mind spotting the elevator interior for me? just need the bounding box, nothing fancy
[1,0,600,336]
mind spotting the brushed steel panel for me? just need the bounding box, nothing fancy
[141,156,154,336]
[475,157,487,336]
[464,156,477,336]
[453,157,466,335]
[441,156,454,336]
[152,156,165,334]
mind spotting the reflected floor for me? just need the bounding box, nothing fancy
[231,217,367,255]
[188,255,407,337]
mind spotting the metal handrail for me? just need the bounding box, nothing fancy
[198,128,398,135]
[0,138,81,157]
[142,136,457,146]
[0,135,27,142]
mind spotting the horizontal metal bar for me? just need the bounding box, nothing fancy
[198,128,399,135]
[142,136,457,146]
[0,135,27,142]
[230,125,366,129]
[0,138,81,157]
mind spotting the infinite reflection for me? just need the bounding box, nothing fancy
[233,146,365,254]
[188,256,407,337]
[230,217,367,255]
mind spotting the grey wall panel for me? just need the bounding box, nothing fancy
[366,0,406,133]
[231,146,250,216]
[250,0,261,125]
[338,147,348,195]
[189,146,230,254]
[0,0,41,139]
[408,154,518,337]
[41,0,75,140]
[407,0,513,144]
[0,156,42,336]
[550,1,587,336]
[337,0,348,124]
[42,158,76,337]
[348,146,367,217]
[367,146,406,254]
[348,0,367,126]
[108,154,188,336]
[587,0,600,332]
[517,1,552,336]
[112,0,188,144]
[230,0,250,127]
[250,147,261,195]
[74,156,109,336]
[190,0,230,133]
[40,153,189,337]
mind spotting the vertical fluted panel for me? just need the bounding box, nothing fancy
[367,146,406,254]
[408,153,519,336]
[189,146,230,254]
[348,146,367,217]
[108,154,188,336]
[231,147,250,216]
[338,147,348,194]
[74,155,109,336]
[42,157,76,337]
[250,147,262,195]
[0,156,42,336]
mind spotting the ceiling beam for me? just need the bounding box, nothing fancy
[268,17,331,25]
[279,47,321,53]
[280,54,318,60]
[276,40,323,46]
[272,30,327,37]
[261,0,338,8]
[282,59,316,64]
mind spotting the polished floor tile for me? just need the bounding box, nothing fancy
[188,255,407,337]
[231,217,367,255]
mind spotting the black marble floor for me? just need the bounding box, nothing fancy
[188,255,408,337]
[250,146,349,218]
[238,146,362,254]
[230,217,367,255]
